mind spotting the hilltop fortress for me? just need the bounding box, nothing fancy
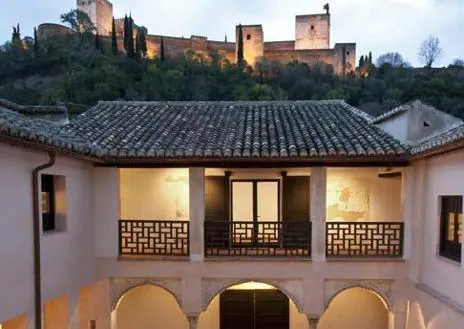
[39,0,356,75]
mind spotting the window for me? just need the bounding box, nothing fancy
[310,25,315,30]
[440,196,462,262]
[41,174,67,233]
[246,34,251,40]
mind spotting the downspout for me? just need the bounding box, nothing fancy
[32,152,56,329]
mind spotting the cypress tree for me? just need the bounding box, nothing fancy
[237,24,244,66]
[139,28,147,58]
[111,17,118,55]
[359,55,365,68]
[160,36,165,62]
[11,24,21,49]
[33,27,39,55]
[95,32,100,50]
[368,51,373,64]
[123,15,129,54]
[135,30,142,60]
[127,14,135,58]
[225,34,227,43]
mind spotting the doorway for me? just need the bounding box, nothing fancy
[231,180,280,245]
[220,289,289,329]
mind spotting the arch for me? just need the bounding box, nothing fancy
[111,278,182,311]
[324,280,393,312]
[326,286,391,312]
[202,279,304,313]
[113,284,189,329]
[320,287,390,329]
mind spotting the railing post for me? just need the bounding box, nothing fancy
[189,168,205,261]
[310,167,327,261]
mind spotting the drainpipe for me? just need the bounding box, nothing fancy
[32,152,56,329]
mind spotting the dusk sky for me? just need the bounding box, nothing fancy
[0,0,462,67]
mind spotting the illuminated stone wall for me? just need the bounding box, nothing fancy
[295,14,330,50]
[236,25,264,66]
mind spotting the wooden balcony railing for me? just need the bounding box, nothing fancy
[326,222,404,258]
[204,221,311,257]
[119,220,189,257]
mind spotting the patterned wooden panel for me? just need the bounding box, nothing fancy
[326,222,404,258]
[119,220,189,256]
[204,221,311,257]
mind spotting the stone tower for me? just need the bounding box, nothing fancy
[235,25,264,66]
[295,12,330,50]
[77,0,113,36]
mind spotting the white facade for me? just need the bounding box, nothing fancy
[1,140,464,329]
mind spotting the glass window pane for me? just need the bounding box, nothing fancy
[257,182,279,222]
[448,212,455,242]
[232,182,253,222]
[458,213,462,243]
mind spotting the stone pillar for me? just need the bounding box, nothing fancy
[189,168,205,261]
[187,315,200,329]
[307,316,319,329]
[401,167,415,260]
[310,167,327,261]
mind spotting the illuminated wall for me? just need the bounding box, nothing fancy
[115,285,188,329]
[120,169,190,220]
[318,288,388,329]
[0,315,28,329]
[326,168,402,222]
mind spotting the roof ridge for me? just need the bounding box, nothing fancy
[97,99,346,106]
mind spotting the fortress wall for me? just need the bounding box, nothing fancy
[295,14,330,50]
[264,41,296,51]
[96,0,113,36]
[264,49,336,69]
[37,24,74,40]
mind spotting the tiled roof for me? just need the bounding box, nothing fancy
[0,106,100,156]
[60,100,408,160]
[0,98,66,115]
[412,123,464,155]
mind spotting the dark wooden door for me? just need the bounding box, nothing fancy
[220,290,289,329]
[255,290,289,329]
[220,290,254,329]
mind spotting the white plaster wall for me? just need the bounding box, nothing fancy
[0,144,96,323]
[318,288,388,329]
[115,285,188,329]
[120,168,189,221]
[417,149,464,306]
[326,168,402,222]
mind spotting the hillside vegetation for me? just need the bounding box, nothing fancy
[1,26,463,118]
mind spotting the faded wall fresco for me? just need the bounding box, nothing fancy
[326,179,370,222]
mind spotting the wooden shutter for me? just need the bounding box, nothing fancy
[282,176,310,221]
[205,176,229,221]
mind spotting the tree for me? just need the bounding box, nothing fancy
[140,28,147,58]
[368,51,373,64]
[95,32,101,50]
[225,34,228,43]
[135,31,142,60]
[452,59,464,67]
[111,17,118,55]
[123,15,129,53]
[11,24,21,49]
[376,52,408,68]
[60,9,95,33]
[418,35,443,68]
[33,27,39,55]
[237,24,244,66]
[127,15,135,58]
[160,36,165,61]
[359,55,365,68]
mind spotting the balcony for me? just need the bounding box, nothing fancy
[204,221,311,258]
[326,222,404,258]
[119,219,190,257]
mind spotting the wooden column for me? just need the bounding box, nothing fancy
[189,168,205,261]
[310,167,327,261]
